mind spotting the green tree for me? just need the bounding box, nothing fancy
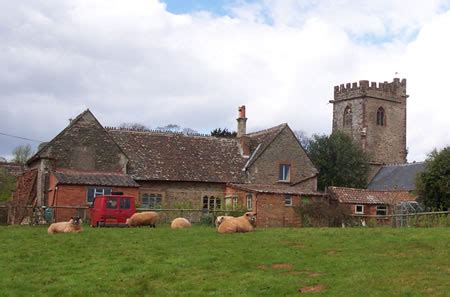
[416,146,450,211]
[0,168,16,201]
[307,131,369,191]
[12,144,33,164]
[210,128,237,138]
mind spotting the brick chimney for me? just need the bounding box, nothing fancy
[236,105,247,137]
[237,106,250,157]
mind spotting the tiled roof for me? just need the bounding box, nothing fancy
[328,186,416,205]
[368,162,426,191]
[108,129,248,183]
[229,183,325,196]
[245,124,287,169]
[54,171,139,187]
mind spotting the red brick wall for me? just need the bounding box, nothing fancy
[224,186,321,228]
[51,184,139,222]
[256,193,301,227]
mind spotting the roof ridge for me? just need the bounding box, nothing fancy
[381,162,425,167]
[246,123,287,136]
[329,186,410,193]
[105,126,212,138]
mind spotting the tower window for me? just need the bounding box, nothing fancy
[343,106,352,127]
[377,107,385,126]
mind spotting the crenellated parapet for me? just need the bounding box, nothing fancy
[333,78,407,102]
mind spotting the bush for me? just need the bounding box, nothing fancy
[295,201,351,227]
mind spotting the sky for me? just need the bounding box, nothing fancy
[1,0,450,162]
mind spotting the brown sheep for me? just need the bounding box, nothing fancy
[126,211,159,227]
[217,212,257,234]
[171,217,192,229]
[215,215,234,228]
[47,217,83,234]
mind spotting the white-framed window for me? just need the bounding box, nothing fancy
[141,193,162,209]
[224,195,239,209]
[376,205,387,216]
[246,193,253,210]
[279,164,291,182]
[285,194,293,206]
[202,196,221,211]
[355,204,364,214]
[87,187,112,204]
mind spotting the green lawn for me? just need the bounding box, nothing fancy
[0,226,448,296]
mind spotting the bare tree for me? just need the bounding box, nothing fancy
[119,123,149,130]
[12,144,33,164]
[156,124,181,132]
[293,130,311,150]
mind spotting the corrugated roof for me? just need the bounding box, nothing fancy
[229,183,324,196]
[368,162,426,191]
[54,171,139,187]
[108,129,248,183]
[328,186,416,205]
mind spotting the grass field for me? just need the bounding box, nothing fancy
[0,225,449,296]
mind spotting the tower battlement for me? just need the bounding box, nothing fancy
[333,78,407,101]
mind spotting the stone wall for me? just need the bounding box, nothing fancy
[35,111,127,173]
[137,180,226,209]
[246,127,318,190]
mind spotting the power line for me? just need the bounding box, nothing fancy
[0,132,45,143]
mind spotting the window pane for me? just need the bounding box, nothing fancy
[216,199,221,209]
[87,188,95,203]
[120,198,131,209]
[104,188,112,195]
[209,196,215,210]
[285,195,292,206]
[203,196,209,209]
[106,198,118,209]
[233,197,238,209]
[279,164,290,181]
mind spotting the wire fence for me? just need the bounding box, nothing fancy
[348,211,450,228]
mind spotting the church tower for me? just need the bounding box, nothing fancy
[329,78,408,178]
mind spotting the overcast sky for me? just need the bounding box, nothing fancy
[1,0,449,162]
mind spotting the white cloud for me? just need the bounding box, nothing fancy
[0,0,449,162]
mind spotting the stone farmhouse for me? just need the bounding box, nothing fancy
[9,77,423,226]
[10,106,322,227]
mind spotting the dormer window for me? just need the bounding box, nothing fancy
[279,164,290,182]
[377,107,385,126]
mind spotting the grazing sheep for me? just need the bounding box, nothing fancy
[215,215,234,228]
[126,211,159,227]
[217,212,257,234]
[47,217,83,234]
[171,217,192,229]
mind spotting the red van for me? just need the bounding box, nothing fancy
[90,193,136,227]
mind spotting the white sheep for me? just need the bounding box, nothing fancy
[171,217,192,229]
[126,211,159,227]
[217,212,257,234]
[47,217,83,234]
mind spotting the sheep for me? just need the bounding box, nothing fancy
[126,211,159,227]
[171,217,192,229]
[215,215,234,228]
[217,212,257,234]
[47,217,83,234]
